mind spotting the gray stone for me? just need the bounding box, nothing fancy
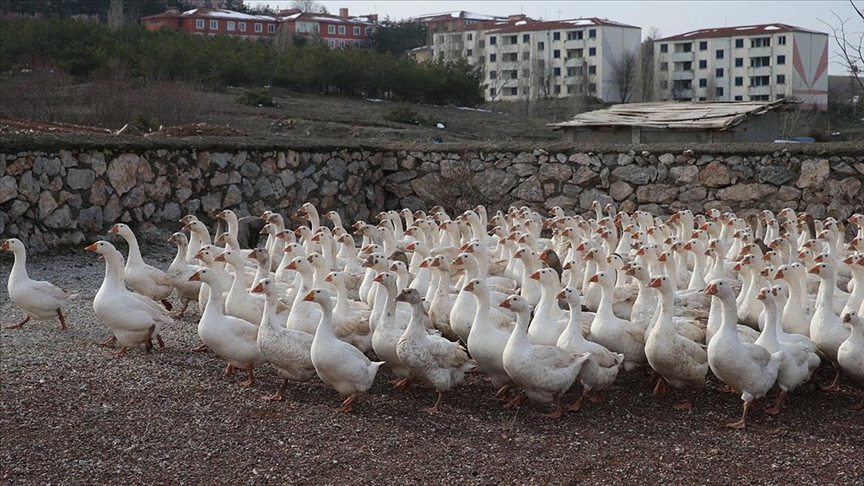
[611,165,655,185]
[570,166,598,185]
[599,167,610,188]
[255,178,274,199]
[669,165,699,184]
[60,191,82,210]
[609,181,634,201]
[200,193,222,214]
[568,153,592,166]
[759,165,796,186]
[279,170,296,189]
[410,173,443,202]
[508,163,538,177]
[18,171,40,202]
[796,159,830,188]
[66,168,95,190]
[107,154,139,196]
[320,180,339,197]
[538,163,573,182]
[326,158,348,180]
[678,186,708,202]
[44,206,73,229]
[382,157,398,171]
[8,200,29,219]
[38,191,58,218]
[34,156,61,177]
[777,186,800,201]
[121,186,147,208]
[400,156,417,170]
[839,177,861,197]
[0,175,18,204]
[210,152,231,169]
[636,184,678,203]
[716,183,776,201]
[700,161,732,187]
[579,188,614,210]
[231,152,248,168]
[617,154,634,166]
[240,161,261,178]
[555,153,567,163]
[385,170,417,185]
[511,175,545,202]
[90,153,106,176]
[544,195,575,209]
[659,153,676,165]
[562,183,582,201]
[697,155,714,165]
[77,206,103,233]
[162,202,182,222]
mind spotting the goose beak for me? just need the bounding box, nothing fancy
[214,253,226,262]
[704,283,718,295]
[843,256,854,265]
[84,243,97,252]
[757,289,767,300]
[189,272,201,282]
[108,224,120,234]
[562,261,572,270]
[843,313,853,324]
[285,262,297,270]
[302,291,314,302]
[529,271,541,280]
[499,299,511,308]
[463,282,475,292]
[259,227,269,235]
[588,274,599,283]
[556,290,567,300]
[807,266,820,275]
[419,260,429,268]
[373,275,384,283]
[406,242,416,251]
[647,278,661,288]
[250,283,264,293]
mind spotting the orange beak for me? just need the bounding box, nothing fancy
[556,290,567,300]
[373,274,384,283]
[808,266,820,275]
[647,278,661,288]
[757,289,767,300]
[774,270,785,279]
[182,223,193,232]
[683,242,693,251]
[303,291,315,302]
[458,242,470,252]
[108,225,120,234]
[843,313,853,324]
[247,252,257,260]
[189,272,201,282]
[285,261,297,270]
[589,274,599,283]
[250,282,264,293]
[431,259,441,268]
[259,227,269,235]
[216,211,227,219]
[658,253,667,263]
[732,263,742,272]
[499,299,511,309]
[530,271,541,280]
[704,283,718,295]
[406,242,416,251]
[214,253,226,262]
[463,282,475,292]
[419,260,429,268]
[563,261,572,270]
[843,256,854,265]
[84,243,97,252]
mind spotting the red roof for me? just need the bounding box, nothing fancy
[489,17,639,34]
[658,23,826,42]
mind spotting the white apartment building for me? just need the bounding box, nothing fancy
[431,17,641,103]
[654,24,829,110]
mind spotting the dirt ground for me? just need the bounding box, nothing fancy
[2,245,863,485]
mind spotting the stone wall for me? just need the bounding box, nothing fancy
[1,133,862,251]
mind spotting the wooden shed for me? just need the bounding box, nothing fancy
[550,100,788,144]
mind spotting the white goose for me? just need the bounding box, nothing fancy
[86,241,172,356]
[464,278,516,398]
[3,238,77,330]
[808,262,851,392]
[588,271,646,372]
[109,223,175,310]
[838,312,864,410]
[166,232,201,318]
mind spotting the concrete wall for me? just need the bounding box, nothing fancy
[1,133,862,252]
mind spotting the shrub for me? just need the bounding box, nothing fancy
[384,106,422,125]
[235,89,277,107]
[129,111,159,132]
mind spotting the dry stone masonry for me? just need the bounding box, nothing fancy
[1,135,862,252]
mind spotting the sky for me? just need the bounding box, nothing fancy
[248,1,858,74]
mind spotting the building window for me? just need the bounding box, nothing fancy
[588,83,596,94]
[489,53,496,62]
[537,41,544,51]
[339,40,346,48]
[489,87,496,97]
[699,97,706,101]
[466,48,473,56]
[588,29,596,38]
[489,71,497,79]
[778,35,786,45]
[660,62,668,71]
[699,41,707,51]
[507,87,517,96]
[338,25,345,35]
[522,34,530,43]
[715,87,724,97]
[196,19,204,29]
[553,31,560,41]
[750,56,770,67]
[553,49,561,59]
[735,76,743,86]
[467,33,473,41]
[239,22,246,32]
[588,65,596,74]
[715,49,724,59]
[699,78,707,87]
[777,74,786,84]
[567,30,584,41]
[567,48,583,58]
[252,23,261,32]
[777,55,786,65]
[328,40,335,48]
[354,26,361,36]
[490,36,498,45]
[751,37,771,48]
[554,84,561,94]
[227,21,235,31]
[522,51,530,60]
[715,68,724,78]
[734,95,743,101]
[735,57,743,67]
[354,41,360,48]
[510,70,517,79]
[699,60,707,69]
[210,20,218,30]
[522,68,530,77]
[553,67,561,76]
[588,47,596,56]
[268,24,275,33]
[328,25,336,34]
[660,44,668,53]
[366,27,372,36]
[735,38,744,48]
[750,75,770,86]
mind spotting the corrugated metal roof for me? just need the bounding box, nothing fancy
[549,100,788,131]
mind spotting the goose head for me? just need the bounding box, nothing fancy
[250,278,277,297]
[395,288,423,304]
[498,294,530,313]
[703,278,736,298]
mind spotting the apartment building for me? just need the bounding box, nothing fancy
[280,8,377,49]
[429,16,641,102]
[654,23,829,110]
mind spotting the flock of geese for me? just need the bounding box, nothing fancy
[3,202,864,428]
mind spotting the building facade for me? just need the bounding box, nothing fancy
[428,16,641,103]
[654,24,829,110]
[279,8,376,49]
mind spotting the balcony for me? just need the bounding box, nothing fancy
[747,85,772,96]
[748,46,772,57]
[563,39,586,49]
[671,70,694,80]
[564,57,584,67]
[747,66,772,77]
[498,43,519,54]
[671,51,694,62]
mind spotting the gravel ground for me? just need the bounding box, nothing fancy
[2,243,863,485]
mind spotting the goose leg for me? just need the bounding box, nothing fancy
[394,377,413,393]
[821,368,842,392]
[191,343,209,352]
[494,384,514,401]
[262,380,288,401]
[160,299,174,311]
[239,365,255,387]
[6,315,30,329]
[100,336,117,347]
[764,390,788,415]
[56,309,68,330]
[224,363,235,377]
[112,347,129,357]
[504,395,525,409]
[673,387,694,411]
[567,390,588,412]
[543,398,564,419]
[588,390,607,403]
[156,335,165,348]
[144,325,155,354]
[333,393,360,413]
[653,376,668,396]
[423,392,443,414]
[726,401,750,429]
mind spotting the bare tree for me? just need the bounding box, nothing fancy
[610,49,638,103]
[291,0,328,14]
[820,0,863,90]
[638,27,661,101]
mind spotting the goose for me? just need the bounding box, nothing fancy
[645,276,709,410]
[772,264,813,336]
[427,255,459,340]
[704,279,785,429]
[500,295,590,418]
[166,232,201,318]
[527,268,569,345]
[754,288,819,415]
[86,241,171,356]
[190,268,264,386]
[556,288,623,410]
[395,289,475,413]
[838,312,864,410]
[3,238,77,330]
[193,245,234,315]
[216,249,270,325]
[250,278,316,402]
[449,254,514,343]
[304,288,384,412]
[464,278,516,398]
[371,272,415,390]
[808,262,851,392]
[109,223,174,310]
[180,215,208,265]
[588,271,646,372]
